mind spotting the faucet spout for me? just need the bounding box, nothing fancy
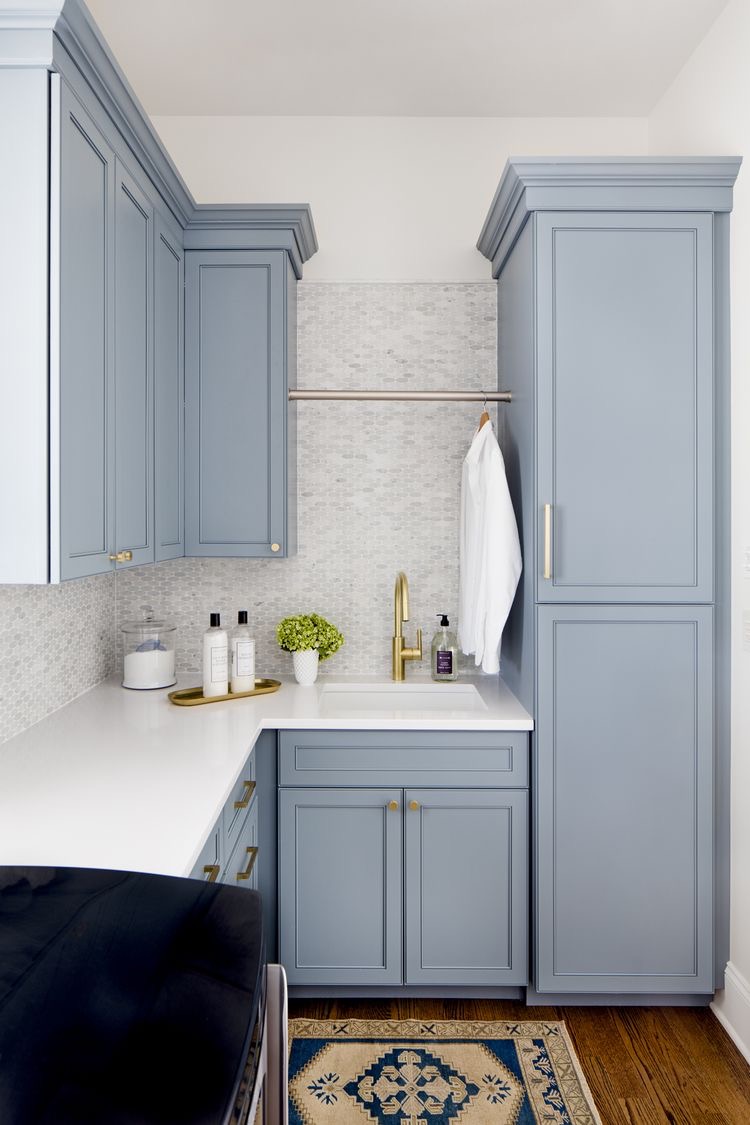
[392,571,422,681]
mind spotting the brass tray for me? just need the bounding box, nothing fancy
[168,678,281,706]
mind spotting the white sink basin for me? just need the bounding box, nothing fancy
[319,681,487,714]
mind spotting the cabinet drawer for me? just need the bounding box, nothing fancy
[224,797,260,890]
[223,753,257,853]
[278,730,528,787]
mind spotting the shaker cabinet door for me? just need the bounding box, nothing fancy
[57,82,116,581]
[113,158,154,568]
[535,604,714,993]
[185,250,289,557]
[536,212,714,603]
[278,788,403,986]
[404,788,528,986]
[154,211,185,561]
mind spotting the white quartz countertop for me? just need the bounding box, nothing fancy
[0,673,532,879]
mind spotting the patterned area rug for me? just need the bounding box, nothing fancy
[288,1019,602,1124]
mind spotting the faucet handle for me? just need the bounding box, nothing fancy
[403,628,423,664]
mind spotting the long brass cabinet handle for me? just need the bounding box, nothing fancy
[543,504,552,580]
[234,780,256,809]
[203,864,220,883]
[236,846,259,881]
[109,550,133,563]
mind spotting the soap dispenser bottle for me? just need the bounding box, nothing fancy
[431,614,458,681]
[230,610,255,694]
[202,613,228,698]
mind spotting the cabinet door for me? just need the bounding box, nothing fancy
[113,158,154,568]
[536,212,713,603]
[535,604,714,993]
[154,210,184,561]
[404,788,527,986]
[278,788,402,986]
[185,250,289,557]
[56,82,115,581]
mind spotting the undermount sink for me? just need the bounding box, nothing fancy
[319,681,487,714]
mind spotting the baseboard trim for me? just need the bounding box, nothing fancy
[711,962,750,1064]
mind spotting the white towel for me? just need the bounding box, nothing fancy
[458,420,522,674]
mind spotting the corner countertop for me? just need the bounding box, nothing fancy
[0,673,532,879]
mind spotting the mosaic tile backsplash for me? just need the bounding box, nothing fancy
[0,282,498,744]
[116,282,499,680]
[0,573,116,744]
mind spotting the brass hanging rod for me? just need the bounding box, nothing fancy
[288,389,512,403]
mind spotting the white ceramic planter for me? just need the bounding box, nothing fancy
[292,649,319,686]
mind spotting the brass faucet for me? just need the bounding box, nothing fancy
[392,571,423,681]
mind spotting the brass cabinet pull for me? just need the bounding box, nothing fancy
[543,504,552,580]
[109,550,133,563]
[236,846,259,881]
[388,800,399,811]
[409,800,420,812]
[203,863,220,883]
[234,780,256,809]
[271,543,281,553]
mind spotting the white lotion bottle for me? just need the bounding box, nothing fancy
[230,610,256,693]
[203,612,228,697]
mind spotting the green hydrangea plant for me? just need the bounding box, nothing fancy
[276,613,344,662]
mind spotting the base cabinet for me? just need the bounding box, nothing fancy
[277,730,529,990]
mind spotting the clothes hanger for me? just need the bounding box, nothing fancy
[478,391,490,430]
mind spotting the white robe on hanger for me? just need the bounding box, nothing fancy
[458,420,522,674]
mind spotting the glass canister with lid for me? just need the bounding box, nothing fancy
[121,605,177,690]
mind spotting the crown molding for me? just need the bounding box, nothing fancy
[478,156,743,277]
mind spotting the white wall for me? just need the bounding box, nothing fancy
[649,0,750,1057]
[151,115,647,279]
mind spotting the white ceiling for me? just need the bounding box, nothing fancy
[85,0,728,117]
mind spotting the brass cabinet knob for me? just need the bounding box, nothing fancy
[108,550,133,563]
[409,800,420,811]
[271,543,281,553]
[388,800,399,811]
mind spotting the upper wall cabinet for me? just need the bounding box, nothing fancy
[184,250,297,558]
[154,210,185,562]
[0,0,316,583]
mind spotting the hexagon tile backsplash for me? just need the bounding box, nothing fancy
[0,281,499,744]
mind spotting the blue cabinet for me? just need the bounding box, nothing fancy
[185,250,296,558]
[56,81,156,578]
[57,80,116,580]
[0,10,315,583]
[535,211,714,604]
[277,730,529,990]
[404,788,527,987]
[478,158,740,997]
[154,210,185,561]
[278,787,403,986]
[113,158,154,569]
[535,605,714,993]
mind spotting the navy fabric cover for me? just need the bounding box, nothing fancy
[0,867,264,1124]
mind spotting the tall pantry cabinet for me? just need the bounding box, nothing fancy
[478,158,741,997]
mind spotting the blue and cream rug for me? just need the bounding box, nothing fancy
[288,1019,602,1124]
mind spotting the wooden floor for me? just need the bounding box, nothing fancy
[289,997,750,1124]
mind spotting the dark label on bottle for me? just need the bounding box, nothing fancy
[436,650,453,675]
